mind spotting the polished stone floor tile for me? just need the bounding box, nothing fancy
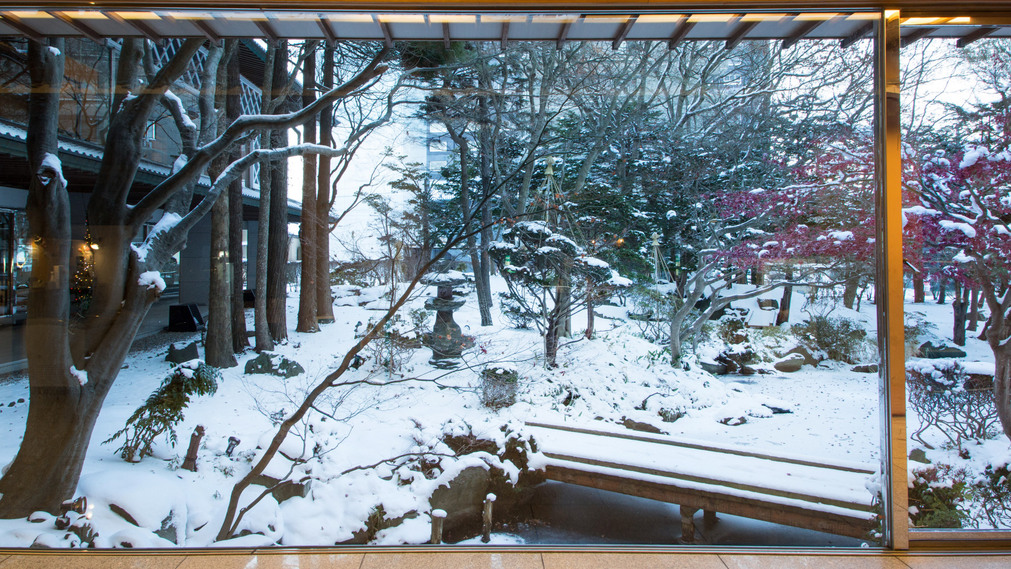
[177,552,364,569]
[0,553,186,569]
[718,554,910,569]
[542,552,727,569]
[361,552,543,569]
[900,555,1011,569]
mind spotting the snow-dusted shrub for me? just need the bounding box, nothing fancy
[626,285,677,344]
[104,361,220,462]
[907,362,999,449]
[970,462,1011,529]
[330,258,388,287]
[359,314,422,374]
[480,366,519,409]
[908,466,968,528]
[498,292,537,329]
[792,315,867,363]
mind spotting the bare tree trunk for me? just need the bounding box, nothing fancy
[952,280,967,347]
[206,41,237,368]
[913,270,925,303]
[296,45,318,333]
[843,273,859,310]
[315,41,336,325]
[776,277,793,326]
[967,286,980,332]
[995,348,1011,441]
[266,41,289,343]
[254,44,276,352]
[476,95,494,327]
[227,47,249,353]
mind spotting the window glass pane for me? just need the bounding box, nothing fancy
[903,34,1011,532]
[0,11,886,548]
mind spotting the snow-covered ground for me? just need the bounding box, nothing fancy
[0,275,1004,547]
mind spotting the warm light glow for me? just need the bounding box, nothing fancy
[478,14,529,24]
[795,13,840,21]
[949,17,973,24]
[327,13,374,24]
[377,13,426,24]
[582,14,631,24]
[688,14,738,23]
[741,14,787,22]
[268,12,319,22]
[61,11,108,20]
[5,11,53,19]
[429,14,477,24]
[847,13,881,20]
[113,11,160,21]
[903,17,943,26]
[636,14,686,24]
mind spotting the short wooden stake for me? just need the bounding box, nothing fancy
[679,505,698,544]
[482,493,496,543]
[181,425,205,472]
[430,509,446,544]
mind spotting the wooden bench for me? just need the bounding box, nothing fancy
[525,421,878,543]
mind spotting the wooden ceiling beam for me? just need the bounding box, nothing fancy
[611,15,637,50]
[781,18,824,50]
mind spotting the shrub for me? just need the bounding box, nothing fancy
[498,292,538,330]
[970,463,1011,529]
[792,315,867,363]
[908,466,968,528]
[481,366,519,409]
[907,362,999,449]
[104,361,220,462]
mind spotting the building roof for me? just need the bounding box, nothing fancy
[0,9,1008,47]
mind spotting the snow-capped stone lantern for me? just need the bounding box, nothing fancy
[422,270,471,368]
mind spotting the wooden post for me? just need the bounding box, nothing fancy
[181,425,205,472]
[703,509,717,527]
[679,505,698,543]
[430,509,446,544]
[482,493,496,543]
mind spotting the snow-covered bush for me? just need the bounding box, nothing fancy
[908,466,968,528]
[970,462,1011,529]
[498,292,537,329]
[103,361,220,462]
[792,315,867,363]
[480,366,519,409]
[907,362,999,449]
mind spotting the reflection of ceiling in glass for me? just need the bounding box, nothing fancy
[0,10,1008,48]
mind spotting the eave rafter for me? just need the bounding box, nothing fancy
[611,14,637,50]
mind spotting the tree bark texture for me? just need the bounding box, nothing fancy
[315,41,336,325]
[476,95,494,327]
[227,46,249,353]
[266,41,290,343]
[253,44,276,353]
[296,46,319,333]
[206,41,237,368]
[952,281,967,347]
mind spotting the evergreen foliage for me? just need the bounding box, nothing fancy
[104,362,220,463]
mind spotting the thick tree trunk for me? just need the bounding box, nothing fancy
[995,349,1011,441]
[296,47,319,333]
[315,41,336,325]
[544,313,559,368]
[967,286,980,332]
[206,45,237,368]
[935,277,947,304]
[776,283,793,326]
[266,41,289,343]
[253,44,276,352]
[952,281,967,347]
[843,274,859,310]
[476,97,494,327]
[913,270,925,303]
[227,47,249,353]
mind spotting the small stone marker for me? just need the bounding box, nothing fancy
[482,493,496,543]
[430,509,447,544]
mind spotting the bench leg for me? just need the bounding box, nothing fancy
[704,509,718,527]
[680,505,698,543]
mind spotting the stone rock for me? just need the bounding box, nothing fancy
[244,352,305,378]
[909,448,931,464]
[785,345,820,366]
[166,342,199,364]
[774,353,806,373]
[699,360,727,375]
[429,466,491,531]
[622,417,664,434]
[918,341,967,359]
[758,298,779,310]
[852,364,879,373]
[154,513,179,544]
[109,503,140,526]
[718,416,747,426]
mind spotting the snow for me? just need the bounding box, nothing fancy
[164,90,196,131]
[46,46,61,57]
[39,153,67,188]
[138,271,167,292]
[0,262,1003,546]
[70,366,88,387]
[132,213,182,262]
[938,219,977,238]
[960,146,989,169]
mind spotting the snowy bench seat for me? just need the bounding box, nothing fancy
[525,421,877,543]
